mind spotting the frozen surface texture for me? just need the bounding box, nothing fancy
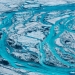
[0,0,75,75]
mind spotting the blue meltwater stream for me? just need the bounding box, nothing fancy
[0,3,75,75]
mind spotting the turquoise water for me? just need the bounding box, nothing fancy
[0,3,75,75]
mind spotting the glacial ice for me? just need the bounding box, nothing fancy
[0,0,75,75]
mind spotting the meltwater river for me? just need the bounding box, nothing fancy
[0,2,75,75]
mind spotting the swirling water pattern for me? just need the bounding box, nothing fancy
[0,1,75,75]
